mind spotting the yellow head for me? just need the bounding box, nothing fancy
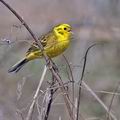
[53,23,72,41]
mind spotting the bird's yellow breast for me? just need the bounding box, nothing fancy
[45,30,70,58]
[26,23,72,60]
[26,40,70,60]
[45,40,70,58]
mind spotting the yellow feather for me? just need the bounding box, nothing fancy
[8,23,72,72]
[26,23,72,60]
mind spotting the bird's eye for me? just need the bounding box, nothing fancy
[64,27,67,30]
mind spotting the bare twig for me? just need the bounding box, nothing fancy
[82,81,117,120]
[44,75,56,120]
[76,43,101,120]
[62,55,85,120]
[92,90,120,96]
[0,1,74,119]
[26,65,47,120]
[39,88,52,120]
[107,82,120,120]
[74,98,78,120]
[63,55,75,115]
[0,1,37,42]
[47,67,74,120]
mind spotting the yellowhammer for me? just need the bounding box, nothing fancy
[8,23,72,73]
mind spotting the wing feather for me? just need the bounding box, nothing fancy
[26,31,57,55]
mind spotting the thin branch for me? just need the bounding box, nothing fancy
[39,88,51,120]
[0,0,38,44]
[107,82,120,120]
[74,98,78,120]
[62,55,75,115]
[26,65,47,120]
[82,81,117,120]
[92,90,120,96]
[44,75,56,120]
[0,0,47,59]
[76,43,101,120]
[62,55,85,120]
[0,1,74,119]
[49,68,74,120]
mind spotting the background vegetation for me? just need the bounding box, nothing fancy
[0,0,120,120]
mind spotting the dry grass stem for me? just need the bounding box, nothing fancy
[26,65,47,120]
[82,81,117,120]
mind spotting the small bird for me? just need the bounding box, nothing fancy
[8,23,72,73]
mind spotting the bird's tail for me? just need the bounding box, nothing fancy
[8,58,29,73]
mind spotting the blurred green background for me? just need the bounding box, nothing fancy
[0,0,120,119]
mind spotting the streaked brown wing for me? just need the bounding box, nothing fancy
[43,32,58,50]
[26,42,40,55]
[26,31,57,55]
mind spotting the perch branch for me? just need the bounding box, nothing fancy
[0,0,74,119]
